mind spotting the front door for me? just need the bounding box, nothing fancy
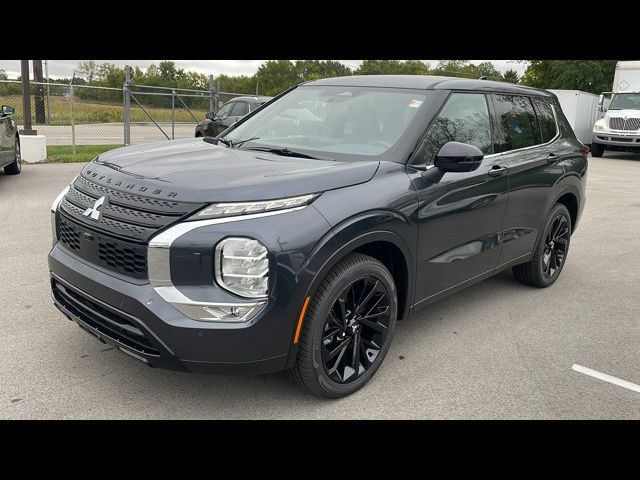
[408,92,510,303]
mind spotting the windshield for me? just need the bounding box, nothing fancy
[223,85,431,161]
[609,93,640,110]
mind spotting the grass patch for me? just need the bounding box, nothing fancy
[47,144,123,163]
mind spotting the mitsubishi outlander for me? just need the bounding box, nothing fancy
[49,75,588,398]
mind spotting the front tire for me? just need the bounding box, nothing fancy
[290,253,398,398]
[590,142,605,157]
[4,136,21,175]
[512,203,571,288]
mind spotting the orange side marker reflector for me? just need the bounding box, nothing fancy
[293,296,311,344]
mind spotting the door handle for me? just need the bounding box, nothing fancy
[546,153,559,163]
[487,165,507,177]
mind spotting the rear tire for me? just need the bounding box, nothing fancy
[4,136,21,175]
[513,203,571,288]
[289,253,398,398]
[590,142,605,157]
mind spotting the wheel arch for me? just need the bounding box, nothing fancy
[304,225,415,322]
[550,186,581,233]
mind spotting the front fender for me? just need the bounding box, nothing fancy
[282,208,417,369]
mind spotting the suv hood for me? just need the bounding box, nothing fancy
[81,138,379,203]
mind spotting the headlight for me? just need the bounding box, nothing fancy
[594,119,608,132]
[215,237,269,298]
[190,193,319,220]
[50,184,71,245]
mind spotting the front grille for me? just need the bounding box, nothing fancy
[98,240,147,277]
[608,117,640,131]
[52,278,160,356]
[57,175,203,279]
[57,213,149,278]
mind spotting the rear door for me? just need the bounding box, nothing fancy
[492,94,566,265]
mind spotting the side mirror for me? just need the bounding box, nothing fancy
[206,112,216,120]
[434,141,484,173]
[1,105,15,116]
[598,94,605,113]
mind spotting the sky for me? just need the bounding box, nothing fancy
[0,60,527,80]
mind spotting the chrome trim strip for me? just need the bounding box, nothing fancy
[148,206,303,322]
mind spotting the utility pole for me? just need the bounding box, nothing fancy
[20,60,36,135]
[70,72,77,156]
[123,66,131,145]
[33,60,46,123]
[209,75,215,113]
[44,60,51,124]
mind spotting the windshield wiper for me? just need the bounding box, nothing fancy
[203,136,234,147]
[241,146,334,161]
[205,136,260,149]
[232,136,260,148]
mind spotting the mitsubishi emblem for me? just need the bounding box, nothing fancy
[83,196,108,221]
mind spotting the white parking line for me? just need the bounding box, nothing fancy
[572,364,640,394]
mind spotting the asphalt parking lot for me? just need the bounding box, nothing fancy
[1,153,639,419]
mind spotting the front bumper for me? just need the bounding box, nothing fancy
[49,244,292,375]
[592,132,640,148]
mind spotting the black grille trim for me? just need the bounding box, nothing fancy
[57,212,149,279]
[52,278,161,357]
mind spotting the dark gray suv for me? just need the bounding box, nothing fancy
[49,75,587,398]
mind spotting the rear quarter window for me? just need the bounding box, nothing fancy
[532,97,558,143]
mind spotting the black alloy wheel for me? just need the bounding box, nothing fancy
[513,203,572,288]
[290,253,398,398]
[321,276,392,384]
[541,214,569,278]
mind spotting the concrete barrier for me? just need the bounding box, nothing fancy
[20,135,47,163]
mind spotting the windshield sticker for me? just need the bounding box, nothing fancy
[409,99,423,108]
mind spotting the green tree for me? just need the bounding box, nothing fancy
[254,60,299,96]
[158,61,184,84]
[78,60,99,83]
[520,60,616,94]
[501,69,520,83]
[431,60,502,80]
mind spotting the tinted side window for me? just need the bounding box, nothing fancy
[215,103,234,118]
[413,93,492,167]
[231,102,249,116]
[532,98,558,143]
[494,95,542,152]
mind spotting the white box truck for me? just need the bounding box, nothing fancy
[548,90,599,145]
[592,61,640,157]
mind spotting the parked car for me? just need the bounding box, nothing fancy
[195,96,272,137]
[49,76,587,398]
[0,105,21,175]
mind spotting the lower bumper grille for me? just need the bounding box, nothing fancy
[52,278,160,356]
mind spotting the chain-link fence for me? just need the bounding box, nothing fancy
[0,74,260,148]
